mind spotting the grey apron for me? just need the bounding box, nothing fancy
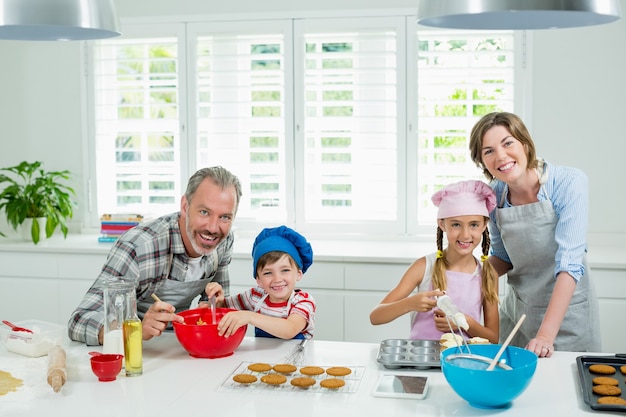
[136,250,219,319]
[496,164,601,351]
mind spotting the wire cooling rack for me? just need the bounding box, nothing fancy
[217,361,366,394]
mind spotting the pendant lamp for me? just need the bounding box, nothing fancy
[417,0,621,30]
[0,0,121,41]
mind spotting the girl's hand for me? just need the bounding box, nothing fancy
[433,309,466,333]
[410,289,445,312]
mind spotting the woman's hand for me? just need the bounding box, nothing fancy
[526,337,554,358]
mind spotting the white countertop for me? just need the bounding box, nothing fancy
[0,334,615,417]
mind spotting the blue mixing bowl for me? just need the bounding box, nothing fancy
[440,344,538,409]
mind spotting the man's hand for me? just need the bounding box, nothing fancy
[142,299,183,340]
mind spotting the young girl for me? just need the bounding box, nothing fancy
[370,180,500,343]
[205,225,315,340]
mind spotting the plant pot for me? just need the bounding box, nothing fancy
[21,217,47,243]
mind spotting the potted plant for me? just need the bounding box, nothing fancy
[0,161,75,244]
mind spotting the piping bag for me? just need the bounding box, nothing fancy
[47,345,67,393]
[436,293,469,331]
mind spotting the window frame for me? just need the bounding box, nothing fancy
[83,12,531,239]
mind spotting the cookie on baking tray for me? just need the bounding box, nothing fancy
[233,374,258,384]
[621,365,626,375]
[290,377,316,388]
[325,366,352,377]
[589,364,617,375]
[273,363,297,374]
[261,373,288,385]
[592,385,622,396]
[300,366,325,376]
[248,363,272,372]
[592,376,619,386]
[597,396,626,405]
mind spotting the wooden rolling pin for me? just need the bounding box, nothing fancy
[47,345,67,393]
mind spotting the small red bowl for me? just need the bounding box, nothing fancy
[90,353,123,381]
[173,308,247,358]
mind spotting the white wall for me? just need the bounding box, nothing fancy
[0,0,624,237]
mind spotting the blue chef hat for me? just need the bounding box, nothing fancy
[251,225,313,277]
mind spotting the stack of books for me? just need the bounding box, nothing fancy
[98,214,144,242]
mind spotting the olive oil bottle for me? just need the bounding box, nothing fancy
[123,291,143,377]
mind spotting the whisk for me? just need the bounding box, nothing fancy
[283,339,308,365]
[437,294,471,353]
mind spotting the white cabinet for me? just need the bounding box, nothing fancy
[0,252,105,324]
[592,269,626,353]
[0,237,624,352]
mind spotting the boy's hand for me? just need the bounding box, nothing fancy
[205,283,224,300]
[217,311,250,337]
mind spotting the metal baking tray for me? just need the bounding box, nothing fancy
[576,354,626,412]
[376,339,441,369]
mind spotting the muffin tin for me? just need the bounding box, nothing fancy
[376,339,441,369]
[576,354,626,412]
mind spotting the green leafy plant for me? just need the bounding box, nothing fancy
[0,161,75,244]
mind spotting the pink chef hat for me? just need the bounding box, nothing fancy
[431,180,496,219]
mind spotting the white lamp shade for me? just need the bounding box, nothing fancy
[0,0,121,41]
[417,0,622,30]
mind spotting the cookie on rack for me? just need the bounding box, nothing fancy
[290,377,316,388]
[326,366,352,377]
[233,374,258,384]
[320,378,346,389]
[248,363,272,372]
[300,366,325,376]
[261,373,288,385]
[273,363,297,374]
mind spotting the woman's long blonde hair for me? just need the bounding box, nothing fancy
[432,224,499,305]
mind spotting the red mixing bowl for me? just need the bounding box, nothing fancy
[172,308,247,358]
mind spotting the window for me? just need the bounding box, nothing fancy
[88,15,520,237]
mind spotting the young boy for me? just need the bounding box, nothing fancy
[205,225,315,339]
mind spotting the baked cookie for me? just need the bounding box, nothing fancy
[300,366,325,376]
[290,377,316,388]
[248,363,272,372]
[621,365,626,375]
[592,376,619,386]
[320,378,346,389]
[598,396,626,405]
[261,373,287,385]
[273,364,297,374]
[589,364,617,375]
[232,374,258,384]
[326,366,352,377]
[592,384,622,396]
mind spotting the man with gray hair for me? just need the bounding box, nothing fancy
[68,166,242,346]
